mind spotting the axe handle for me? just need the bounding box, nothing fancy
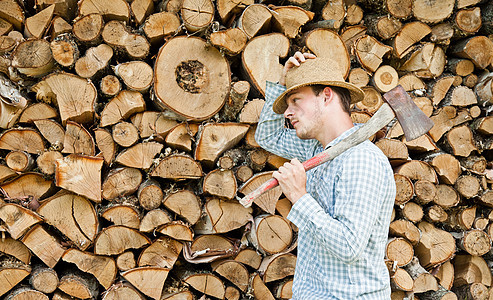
[239,102,396,208]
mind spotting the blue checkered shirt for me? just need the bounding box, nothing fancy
[255,81,396,299]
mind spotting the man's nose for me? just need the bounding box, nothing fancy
[284,106,293,118]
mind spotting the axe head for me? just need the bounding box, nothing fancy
[383,85,434,141]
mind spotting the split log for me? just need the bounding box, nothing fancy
[455,229,491,256]
[429,106,472,142]
[0,203,42,239]
[190,234,237,259]
[210,28,248,56]
[375,138,408,161]
[398,42,446,79]
[56,154,103,202]
[101,204,140,228]
[50,16,72,38]
[395,160,438,183]
[248,214,292,255]
[131,112,178,139]
[442,125,477,157]
[165,122,199,152]
[75,44,113,79]
[453,254,492,287]
[304,28,350,78]
[425,204,448,224]
[237,4,272,39]
[151,154,203,180]
[426,153,461,185]
[195,123,249,167]
[0,128,45,153]
[163,189,201,225]
[138,237,182,268]
[94,225,151,256]
[450,36,493,69]
[19,103,57,124]
[131,0,153,25]
[235,248,262,269]
[393,21,431,58]
[153,36,230,120]
[453,283,489,300]
[63,121,95,155]
[143,12,181,44]
[203,169,237,200]
[34,119,65,150]
[102,21,149,59]
[72,14,104,44]
[32,72,97,126]
[58,269,99,299]
[355,35,392,73]
[11,39,54,77]
[157,221,194,241]
[29,265,58,294]
[100,90,146,127]
[389,219,421,245]
[212,260,249,292]
[251,273,275,299]
[435,260,455,290]
[412,0,455,24]
[216,0,253,24]
[270,5,314,39]
[115,142,163,169]
[114,61,153,93]
[242,33,289,96]
[239,98,264,124]
[94,128,116,165]
[38,191,98,250]
[474,72,493,106]
[390,268,413,292]
[0,0,24,30]
[348,67,370,88]
[78,0,130,22]
[403,256,438,293]
[24,4,55,39]
[61,248,116,289]
[364,14,402,40]
[116,251,136,271]
[194,197,252,234]
[0,173,53,203]
[122,267,170,300]
[274,278,293,299]
[0,237,31,264]
[101,167,142,200]
[256,253,296,284]
[184,273,225,299]
[0,262,31,297]
[21,225,65,268]
[238,171,283,214]
[414,222,455,268]
[102,282,146,300]
[139,209,172,232]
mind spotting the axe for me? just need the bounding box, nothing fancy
[239,85,434,208]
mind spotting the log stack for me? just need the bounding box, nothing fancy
[0,0,492,299]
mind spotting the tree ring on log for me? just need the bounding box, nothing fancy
[154,36,230,121]
[175,60,208,93]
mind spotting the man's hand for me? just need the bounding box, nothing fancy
[279,52,316,86]
[272,158,307,204]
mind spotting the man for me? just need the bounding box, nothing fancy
[255,52,396,299]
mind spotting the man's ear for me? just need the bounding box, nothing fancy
[322,87,334,103]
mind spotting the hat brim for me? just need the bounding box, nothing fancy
[273,81,365,114]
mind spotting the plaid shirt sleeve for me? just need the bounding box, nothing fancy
[287,147,392,263]
[255,81,319,161]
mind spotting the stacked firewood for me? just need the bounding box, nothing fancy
[0,0,492,298]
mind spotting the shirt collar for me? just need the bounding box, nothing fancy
[324,124,363,150]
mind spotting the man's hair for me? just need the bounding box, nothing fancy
[310,84,351,114]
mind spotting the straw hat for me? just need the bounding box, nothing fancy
[273,57,365,114]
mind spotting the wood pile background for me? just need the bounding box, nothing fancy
[0,0,492,298]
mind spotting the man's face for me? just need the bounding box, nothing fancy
[283,86,324,139]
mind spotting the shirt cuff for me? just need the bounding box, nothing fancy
[287,193,323,230]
